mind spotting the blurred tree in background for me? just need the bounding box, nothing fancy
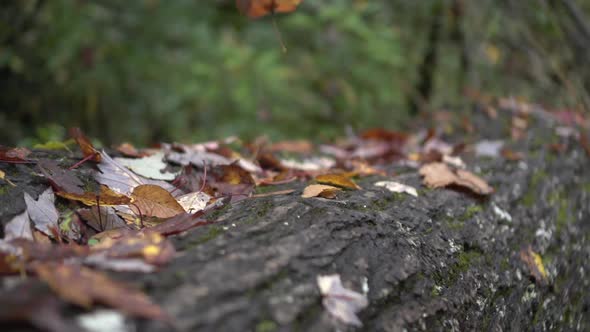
[1,0,589,146]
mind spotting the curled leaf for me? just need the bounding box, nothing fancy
[419,162,493,195]
[302,184,341,199]
[316,173,361,190]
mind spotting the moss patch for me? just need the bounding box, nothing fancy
[522,170,548,207]
[255,320,278,332]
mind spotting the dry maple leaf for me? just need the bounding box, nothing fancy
[419,162,493,195]
[56,185,132,206]
[130,184,185,219]
[315,173,361,190]
[237,0,302,19]
[302,184,341,199]
[35,262,168,320]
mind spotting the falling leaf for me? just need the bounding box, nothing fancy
[35,262,168,320]
[57,185,132,206]
[317,274,368,327]
[4,211,34,241]
[519,245,548,284]
[419,163,493,195]
[24,188,60,236]
[316,173,361,190]
[374,181,418,197]
[302,184,341,199]
[114,152,179,181]
[130,184,185,219]
[70,128,101,162]
[0,146,32,164]
[237,0,303,19]
[177,192,211,213]
[37,159,85,194]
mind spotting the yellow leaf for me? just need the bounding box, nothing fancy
[315,173,361,190]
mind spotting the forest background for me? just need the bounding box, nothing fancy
[1,0,589,146]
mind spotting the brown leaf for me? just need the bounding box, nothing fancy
[419,162,493,195]
[148,212,211,236]
[315,173,361,190]
[130,184,184,219]
[92,230,175,265]
[0,146,32,164]
[37,160,85,194]
[218,163,255,185]
[69,128,101,162]
[237,0,303,19]
[57,185,132,206]
[302,184,341,199]
[35,262,168,320]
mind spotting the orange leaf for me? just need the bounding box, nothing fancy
[130,184,184,219]
[69,127,101,162]
[519,245,548,284]
[419,162,493,195]
[315,173,361,190]
[302,184,341,199]
[92,231,175,265]
[56,185,132,206]
[237,0,302,19]
[35,262,168,320]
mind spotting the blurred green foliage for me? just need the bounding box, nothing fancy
[1,0,588,146]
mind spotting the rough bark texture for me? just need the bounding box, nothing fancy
[1,107,589,332]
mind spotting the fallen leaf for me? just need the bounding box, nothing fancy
[177,192,211,213]
[70,127,101,162]
[0,146,32,164]
[218,163,255,185]
[419,163,493,195]
[77,310,127,332]
[316,173,361,190]
[116,142,149,158]
[96,151,174,195]
[24,188,60,236]
[280,157,335,171]
[78,206,127,232]
[92,231,175,265]
[519,245,548,284]
[374,181,418,197]
[35,262,168,320]
[84,253,156,273]
[500,148,524,161]
[4,211,34,241]
[148,213,211,236]
[37,159,85,194]
[114,152,179,181]
[237,0,303,19]
[317,274,368,327]
[130,184,185,219]
[57,185,132,206]
[268,140,313,153]
[302,184,341,199]
[0,169,16,186]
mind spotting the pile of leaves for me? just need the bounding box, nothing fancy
[1,97,588,329]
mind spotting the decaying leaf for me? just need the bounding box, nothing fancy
[130,184,185,219]
[92,230,175,265]
[317,274,368,327]
[302,184,341,199]
[57,185,132,206]
[4,211,34,241]
[316,173,361,190]
[520,245,548,284]
[114,152,178,181]
[147,213,211,236]
[237,0,303,19]
[35,262,168,320]
[280,157,335,171]
[96,151,173,195]
[419,162,493,195]
[0,146,32,164]
[37,159,85,194]
[177,192,211,213]
[218,164,255,185]
[24,188,60,236]
[78,206,127,232]
[374,181,418,197]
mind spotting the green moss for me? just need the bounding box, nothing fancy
[522,170,548,207]
[456,250,482,272]
[430,285,441,297]
[461,205,483,221]
[256,320,277,332]
[548,190,569,233]
[583,183,590,194]
[243,200,274,224]
[500,257,510,271]
[185,225,223,248]
[207,203,232,220]
[254,185,279,195]
[0,185,9,195]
